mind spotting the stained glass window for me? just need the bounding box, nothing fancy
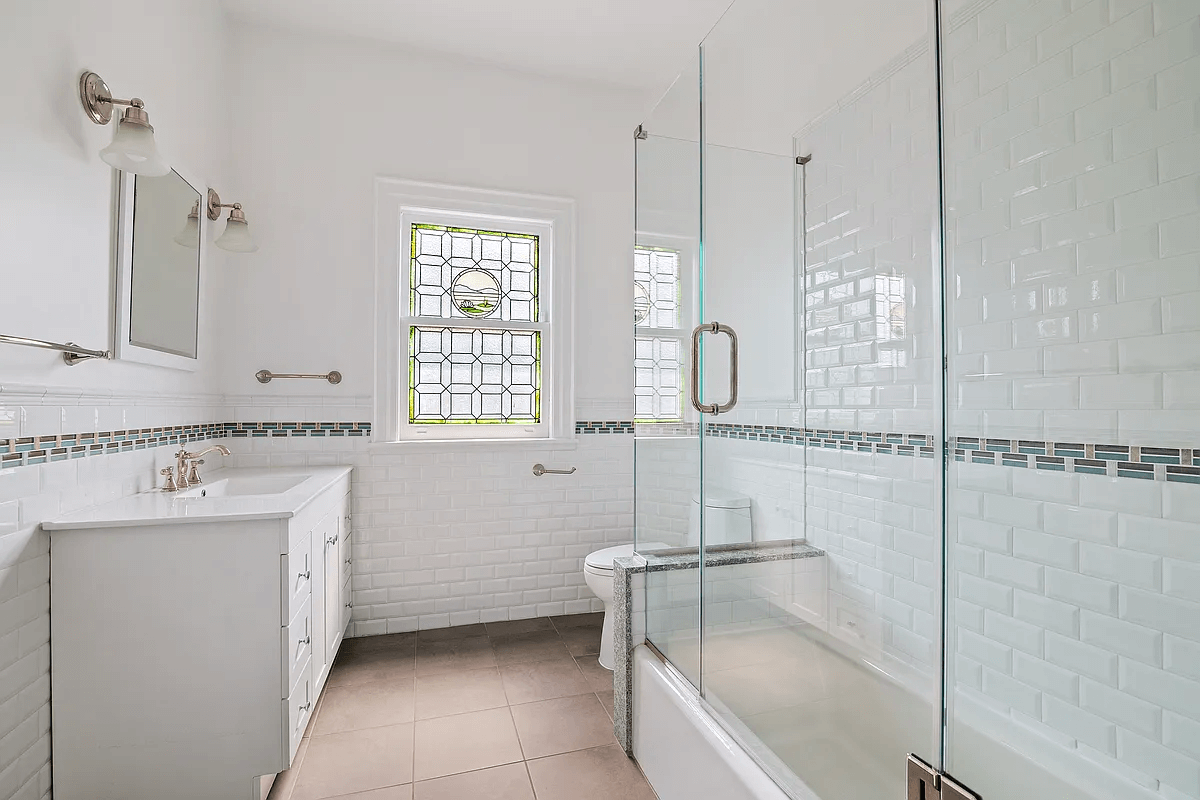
[411,224,539,322]
[634,335,682,420]
[406,223,543,427]
[410,327,540,423]
[634,246,684,421]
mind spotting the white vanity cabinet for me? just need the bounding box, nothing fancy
[44,467,353,800]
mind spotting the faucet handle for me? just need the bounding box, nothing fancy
[160,468,178,492]
[186,459,205,485]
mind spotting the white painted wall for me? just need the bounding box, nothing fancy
[0,0,231,395]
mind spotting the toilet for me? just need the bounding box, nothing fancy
[584,490,752,670]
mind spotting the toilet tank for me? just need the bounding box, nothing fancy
[687,490,752,547]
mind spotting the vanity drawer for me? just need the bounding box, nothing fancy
[283,532,312,624]
[341,575,352,634]
[283,596,313,695]
[285,657,313,761]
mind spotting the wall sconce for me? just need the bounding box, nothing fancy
[206,189,259,253]
[78,71,170,177]
[173,201,201,248]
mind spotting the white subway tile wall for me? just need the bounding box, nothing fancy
[945,0,1200,796]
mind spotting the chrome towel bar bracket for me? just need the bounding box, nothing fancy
[0,334,110,366]
[532,464,576,476]
[256,370,342,384]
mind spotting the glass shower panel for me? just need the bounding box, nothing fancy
[635,54,704,688]
[941,2,1200,800]
[698,0,945,798]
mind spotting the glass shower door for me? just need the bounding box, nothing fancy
[695,0,946,798]
[636,54,704,687]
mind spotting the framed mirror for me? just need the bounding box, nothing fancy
[114,166,205,370]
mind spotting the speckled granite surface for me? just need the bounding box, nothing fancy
[611,539,825,755]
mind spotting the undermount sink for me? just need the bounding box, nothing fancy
[177,474,308,498]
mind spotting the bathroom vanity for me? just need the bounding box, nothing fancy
[43,467,353,800]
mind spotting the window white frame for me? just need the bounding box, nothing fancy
[375,179,575,443]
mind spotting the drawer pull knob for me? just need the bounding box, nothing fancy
[298,570,310,581]
[345,601,352,608]
[327,535,339,546]
[300,635,310,646]
[344,557,352,564]
[299,702,311,713]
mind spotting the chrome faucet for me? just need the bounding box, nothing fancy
[166,445,231,491]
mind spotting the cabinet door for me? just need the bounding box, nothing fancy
[325,496,350,664]
[309,510,335,689]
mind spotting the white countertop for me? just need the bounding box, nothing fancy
[43,467,353,531]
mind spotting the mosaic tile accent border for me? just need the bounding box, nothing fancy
[575,420,635,434]
[0,422,372,471]
[652,422,1200,484]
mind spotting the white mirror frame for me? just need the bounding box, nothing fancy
[113,165,207,371]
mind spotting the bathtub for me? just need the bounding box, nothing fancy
[632,645,802,800]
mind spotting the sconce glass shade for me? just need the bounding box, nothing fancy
[173,209,200,248]
[215,214,258,253]
[100,117,170,177]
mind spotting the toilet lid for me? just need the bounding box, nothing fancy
[584,543,668,571]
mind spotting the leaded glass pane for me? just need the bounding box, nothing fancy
[633,247,680,328]
[634,335,682,421]
[410,224,539,322]
[409,326,541,424]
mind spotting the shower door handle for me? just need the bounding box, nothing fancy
[690,322,739,415]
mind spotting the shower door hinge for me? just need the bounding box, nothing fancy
[796,154,812,165]
[907,755,981,800]
[634,124,648,140]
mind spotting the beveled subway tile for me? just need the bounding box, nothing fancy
[413,763,534,800]
[414,667,508,720]
[314,678,416,735]
[499,659,592,705]
[510,694,617,759]
[291,723,414,800]
[412,707,524,782]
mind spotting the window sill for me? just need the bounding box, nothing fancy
[368,437,580,453]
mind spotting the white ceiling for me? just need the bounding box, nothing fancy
[223,0,737,95]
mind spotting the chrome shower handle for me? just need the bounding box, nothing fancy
[690,322,739,415]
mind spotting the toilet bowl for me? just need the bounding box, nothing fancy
[585,491,753,670]
[584,544,637,670]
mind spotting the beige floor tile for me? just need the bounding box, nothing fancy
[499,659,592,705]
[415,636,496,675]
[510,694,617,759]
[265,737,308,800]
[416,624,487,642]
[412,707,524,782]
[327,648,416,689]
[291,723,414,800]
[414,667,508,720]
[574,656,615,693]
[314,678,416,735]
[490,630,573,665]
[322,786,412,800]
[526,744,657,800]
[558,626,601,656]
[596,690,615,720]
[550,612,604,630]
[484,617,555,637]
[412,763,534,800]
[342,633,417,655]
